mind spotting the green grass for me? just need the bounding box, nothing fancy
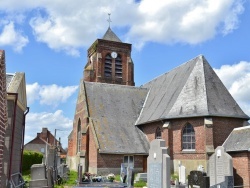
[22,171,148,187]
[22,169,31,186]
[64,170,78,185]
[115,174,120,181]
[22,170,78,188]
[134,180,147,187]
[171,173,179,180]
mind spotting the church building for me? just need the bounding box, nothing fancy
[67,27,249,178]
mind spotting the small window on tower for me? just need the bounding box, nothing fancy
[155,127,162,139]
[104,54,112,77]
[115,55,122,78]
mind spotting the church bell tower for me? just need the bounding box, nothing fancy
[83,26,135,86]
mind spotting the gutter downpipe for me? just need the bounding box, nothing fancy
[7,93,18,182]
[20,107,29,172]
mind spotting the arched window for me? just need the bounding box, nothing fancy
[155,127,162,139]
[115,55,122,78]
[104,54,112,77]
[77,119,81,153]
[182,123,195,150]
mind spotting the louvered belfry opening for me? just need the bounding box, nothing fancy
[104,53,112,77]
[115,54,122,78]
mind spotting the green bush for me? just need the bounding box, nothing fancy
[22,150,43,172]
[65,171,78,185]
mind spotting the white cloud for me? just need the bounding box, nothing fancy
[222,0,244,35]
[26,83,78,107]
[25,110,72,148]
[26,82,40,104]
[0,0,245,54]
[214,61,250,116]
[0,22,28,52]
[128,0,245,46]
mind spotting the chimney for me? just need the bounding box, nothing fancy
[42,127,48,133]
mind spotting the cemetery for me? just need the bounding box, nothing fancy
[66,25,250,188]
[60,139,238,188]
[1,13,249,188]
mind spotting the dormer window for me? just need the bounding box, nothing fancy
[104,54,112,77]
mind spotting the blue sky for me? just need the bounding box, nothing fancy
[1,0,250,148]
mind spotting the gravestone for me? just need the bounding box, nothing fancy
[147,139,170,188]
[77,164,83,184]
[120,163,127,183]
[208,146,234,188]
[47,148,55,168]
[47,167,54,187]
[127,165,134,188]
[29,164,48,188]
[188,170,209,188]
[178,161,186,184]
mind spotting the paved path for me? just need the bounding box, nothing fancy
[73,182,127,187]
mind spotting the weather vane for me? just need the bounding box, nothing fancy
[107,13,112,28]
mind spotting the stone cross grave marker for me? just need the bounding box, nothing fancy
[147,139,170,188]
[178,161,186,184]
[209,146,234,188]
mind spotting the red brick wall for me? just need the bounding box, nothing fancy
[87,124,144,174]
[96,154,143,169]
[85,40,134,86]
[0,50,7,187]
[88,125,97,172]
[231,152,250,186]
[67,137,73,156]
[213,117,244,147]
[142,117,243,161]
[142,118,207,160]
[68,91,88,156]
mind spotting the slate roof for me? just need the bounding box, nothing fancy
[84,81,149,154]
[223,125,250,152]
[6,73,14,89]
[136,55,249,125]
[102,27,122,42]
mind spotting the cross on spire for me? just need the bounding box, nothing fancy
[107,13,112,28]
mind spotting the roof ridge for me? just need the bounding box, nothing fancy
[142,55,203,86]
[199,56,210,115]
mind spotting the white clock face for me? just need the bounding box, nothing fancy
[111,52,117,58]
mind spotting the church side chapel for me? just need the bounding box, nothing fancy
[67,24,249,182]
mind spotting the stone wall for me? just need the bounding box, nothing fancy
[0,50,7,187]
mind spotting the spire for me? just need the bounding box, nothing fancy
[102,13,122,42]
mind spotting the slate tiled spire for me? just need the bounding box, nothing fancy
[102,27,122,42]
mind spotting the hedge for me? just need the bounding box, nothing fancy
[22,150,43,172]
